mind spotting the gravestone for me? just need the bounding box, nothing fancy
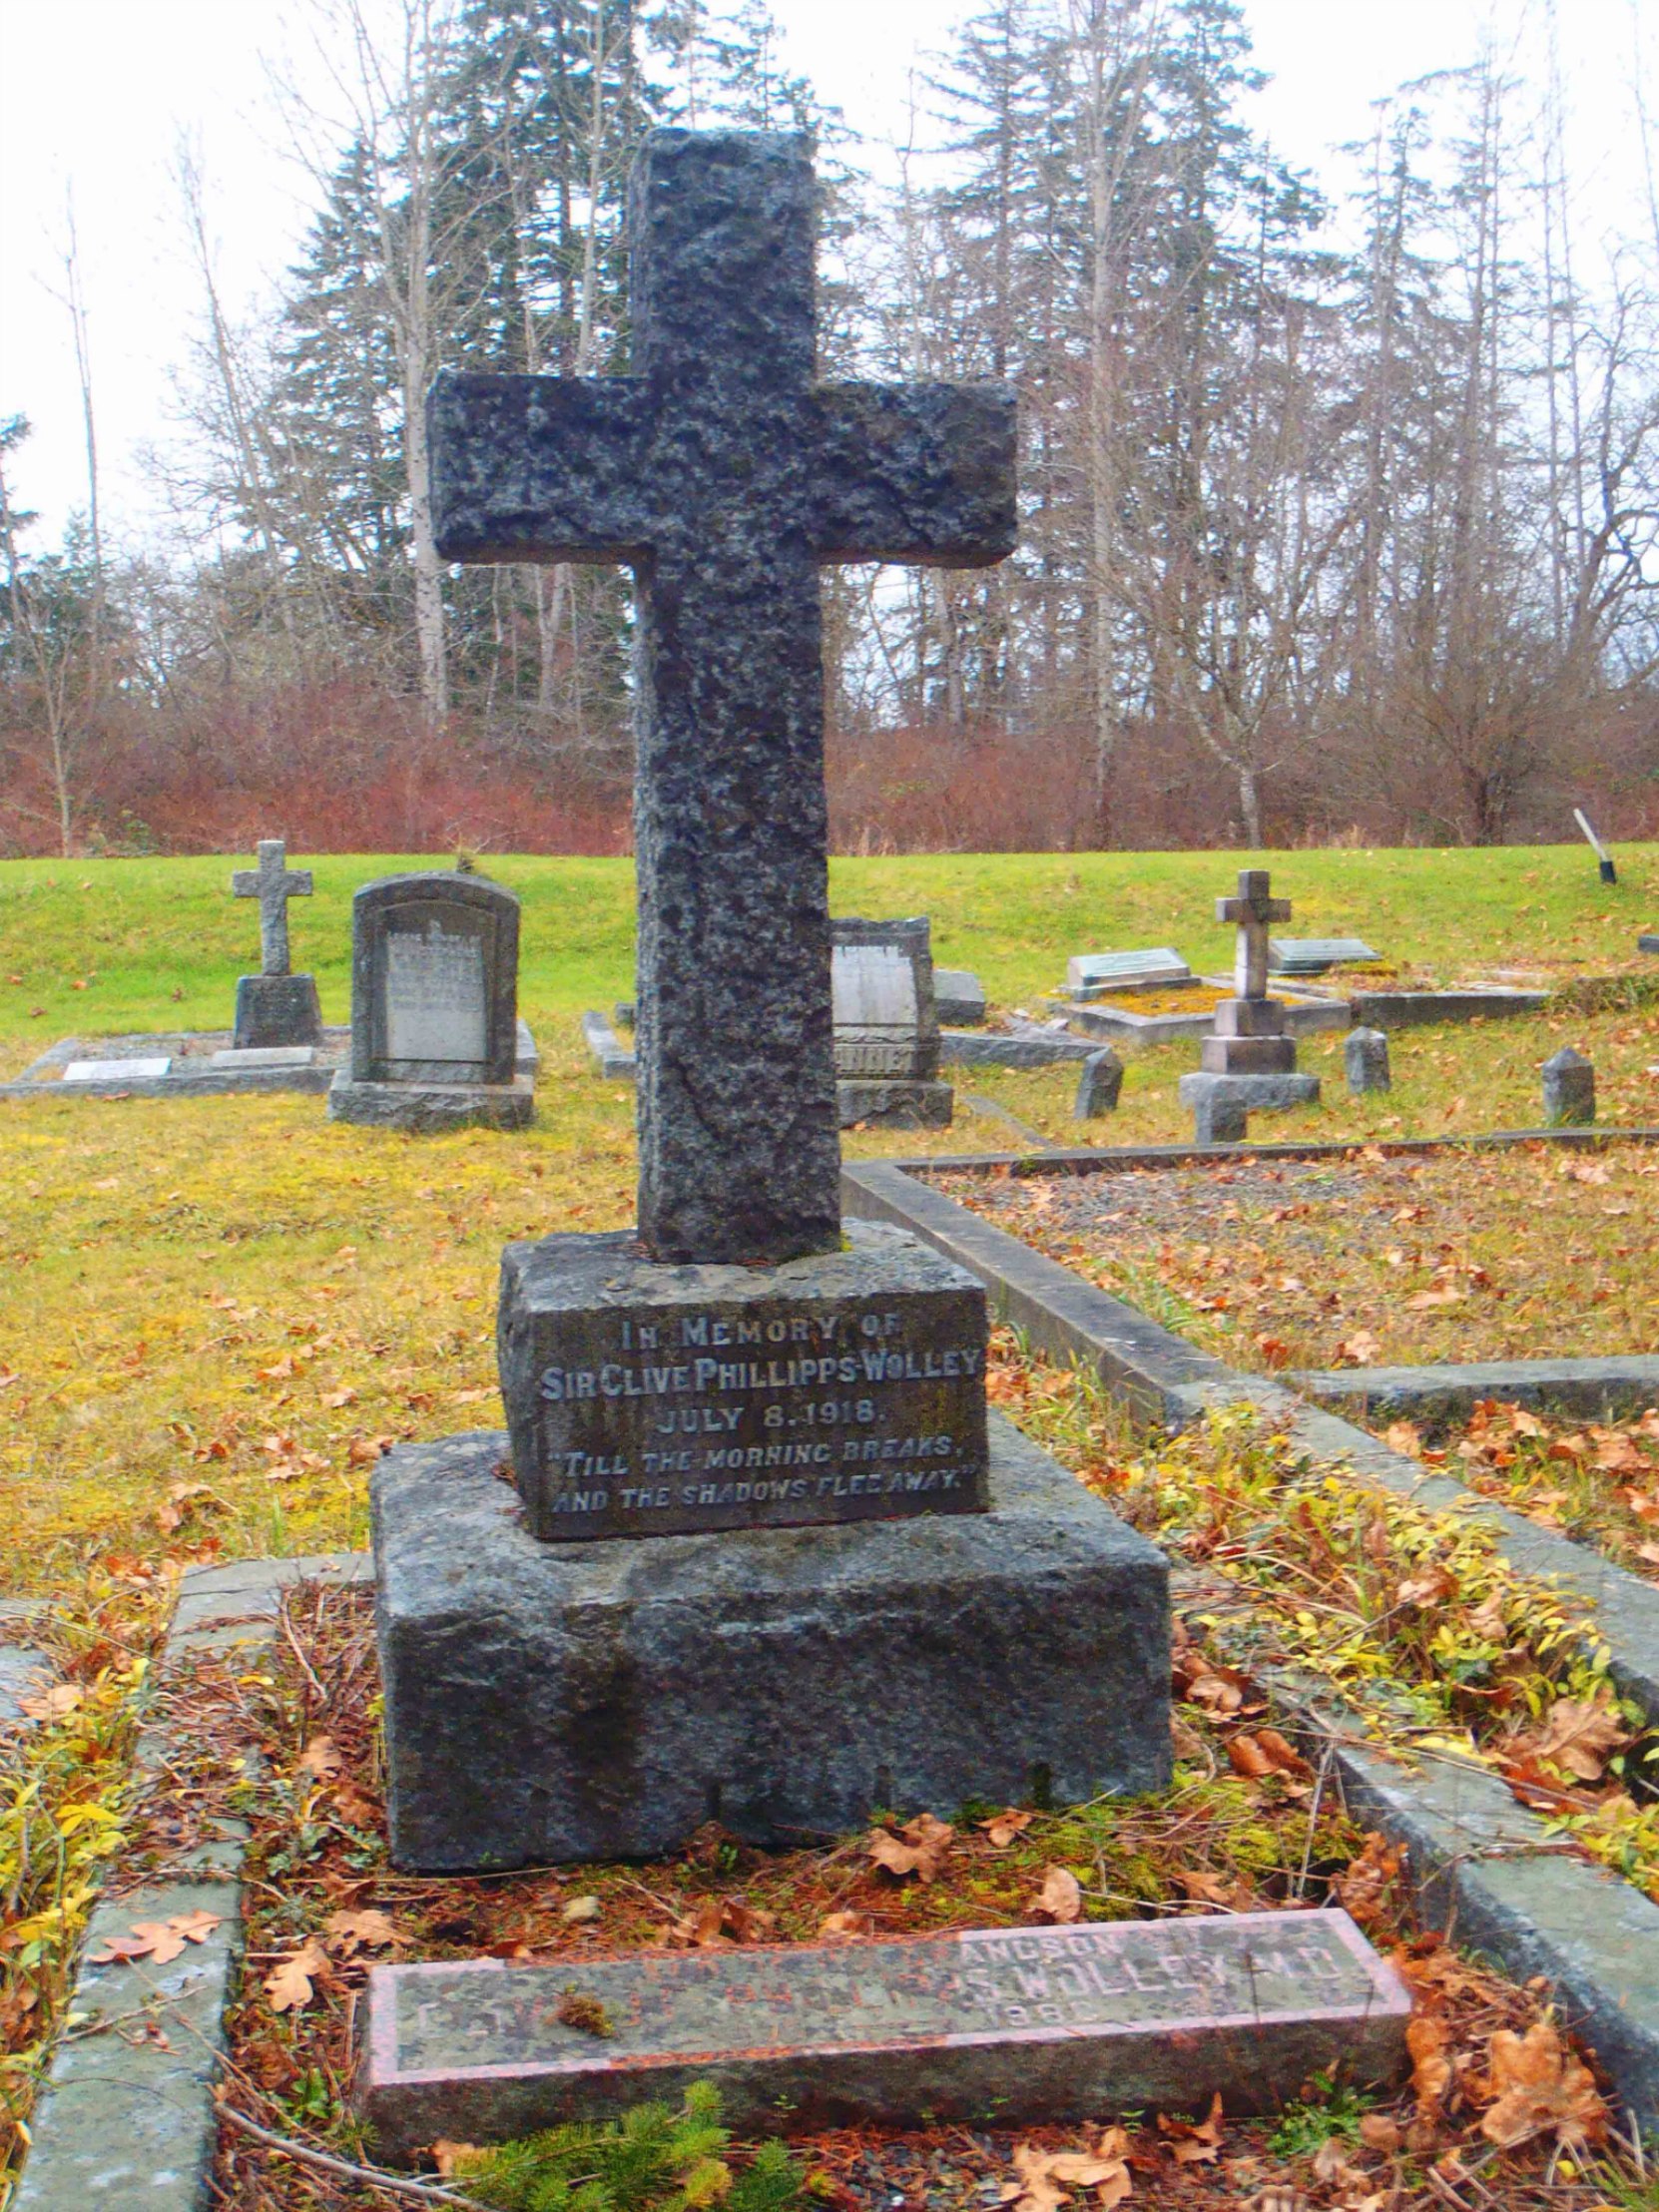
[62,1055,172,1084]
[934,967,986,1026]
[327,872,533,1130]
[1346,1027,1390,1095]
[1074,1046,1124,1120]
[372,128,1169,1876]
[581,1009,636,1079]
[1180,869,1320,1139]
[231,838,323,1048]
[831,916,952,1128]
[1269,936,1379,976]
[1640,933,1659,955]
[1542,1046,1595,1127]
[1066,947,1192,998]
[358,1910,1408,2156]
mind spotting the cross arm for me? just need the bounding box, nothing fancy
[428,372,654,563]
[810,383,1017,567]
[234,868,311,896]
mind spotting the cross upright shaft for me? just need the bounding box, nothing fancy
[429,131,1015,1266]
[232,838,312,977]
[1217,868,1291,1000]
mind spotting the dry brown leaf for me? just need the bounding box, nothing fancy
[866,1811,955,1884]
[432,2142,481,2179]
[88,1911,222,1967]
[1358,2112,1401,2154]
[818,1910,875,1942]
[324,1908,399,1954]
[979,1808,1035,1849]
[1226,1728,1314,1784]
[1335,1833,1401,1928]
[1000,2130,1132,2212]
[1394,1563,1458,1610]
[1513,1693,1630,1783]
[1478,2020,1608,2149]
[1407,2013,1451,2117]
[294,1734,340,1782]
[1174,1866,1255,1912]
[1336,1330,1382,1367]
[1383,1420,1422,1458]
[1033,1866,1083,1923]
[18,1683,83,1723]
[1157,2090,1223,2163]
[561,1895,601,1926]
[265,1938,327,2013]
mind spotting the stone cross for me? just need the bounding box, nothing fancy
[233,839,312,978]
[1217,868,1291,1000]
[428,130,1014,1267]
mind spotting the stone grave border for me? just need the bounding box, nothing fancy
[841,1129,1659,2121]
[1,1020,540,1106]
[1048,979,1347,1048]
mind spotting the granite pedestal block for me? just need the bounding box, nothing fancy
[1199,1033,1296,1074]
[234,972,323,1049]
[1180,1070,1320,1119]
[836,1077,954,1128]
[372,1412,1171,1870]
[496,1218,988,1541]
[327,1071,535,1131]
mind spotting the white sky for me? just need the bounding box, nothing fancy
[0,0,1651,550]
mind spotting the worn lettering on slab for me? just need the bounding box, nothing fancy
[369,1911,1408,2083]
[385,924,488,1065]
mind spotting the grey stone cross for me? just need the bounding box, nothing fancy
[233,838,312,977]
[1217,868,1291,1000]
[429,129,1014,1267]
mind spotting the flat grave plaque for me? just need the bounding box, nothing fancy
[1067,949,1192,995]
[359,1909,1408,2157]
[62,1057,173,1084]
[1269,937,1379,975]
[210,1045,317,1069]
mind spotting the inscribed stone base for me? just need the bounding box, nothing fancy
[371,1413,1171,1871]
[356,1912,1408,2160]
[233,972,323,1048]
[326,1071,534,1132]
[1179,1070,1321,1118]
[837,1077,954,1128]
[496,1219,989,1540]
[1199,1033,1297,1074]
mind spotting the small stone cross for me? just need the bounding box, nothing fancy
[233,839,312,977]
[1217,868,1291,1000]
[429,130,1014,1266]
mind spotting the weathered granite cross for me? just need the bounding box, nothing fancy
[428,130,1015,1267]
[233,839,312,978]
[1217,868,1291,1000]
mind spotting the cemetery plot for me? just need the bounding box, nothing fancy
[68,1581,1624,2211]
[941,1142,1659,1372]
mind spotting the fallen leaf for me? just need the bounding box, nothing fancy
[979,1808,1035,1849]
[17,1684,83,1723]
[866,1811,955,1884]
[294,1735,340,1783]
[1336,1833,1401,1927]
[1478,2020,1608,2149]
[432,2141,481,2179]
[1358,2112,1401,2153]
[1226,1728,1314,1783]
[1158,2090,1223,2163]
[324,1908,399,1953]
[265,1939,327,2012]
[561,1895,601,1926]
[1336,1330,1382,1367]
[1033,1866,1083,1923]
[1407,2013,1451,2118]
[1383,1420,1422,1458]
[1511,1694,1630,1784]
[818,1910,875,1941]
[1394,1563,1458,1610]
[1000,2130,1132,2212]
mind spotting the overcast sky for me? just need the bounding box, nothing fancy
[0,0,1650,551]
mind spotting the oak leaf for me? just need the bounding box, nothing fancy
[1000,2130,1132,2212]
[17,1684,83,1723]
[1478,2020,1607,2150]
[324,1909,398,1954]
[265,1938,327,2013]
[866,1812,954,1884]
[1157,2090,1223,2163]
[979,1808,1035,1849]
[1515,1694,1630,1783]
[294,1735,340,1783]
[1033,1866,1083,1923]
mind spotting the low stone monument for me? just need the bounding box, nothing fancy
[230,838,323,1048]
[1180,869,1320,1139]
[1639,932,1659,955]
[1346,1027,1390,1094]
[832,916,953,1127]
[934,966,986,1025]
[371,128,1168,1877]
[1066,947,1192,997]
[1542,1045,1595,1127]
[327,872,534,1130]
[1269,936,1379,976]
[1074,1046,1124,1119]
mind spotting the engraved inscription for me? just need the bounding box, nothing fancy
[385,923,487,1064]
[379,1913,1402,2080]
[833,943,921,1079]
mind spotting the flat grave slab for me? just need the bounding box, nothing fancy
[1066,947,1192,997]
[358,1909,1407,2158]
[62,1056,172,1083]
[1269,937,1379,974]
[209,1045,316,1069]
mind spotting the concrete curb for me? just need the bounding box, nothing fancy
[14,1555,369,2211]
[851,1126,1659,1179]
[1296,1356,1659,1428]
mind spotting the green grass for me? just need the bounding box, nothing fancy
[1,842,1655,1078]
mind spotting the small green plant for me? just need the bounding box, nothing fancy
[447,2082,809,2212]
[1267,2070,1373,2158]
